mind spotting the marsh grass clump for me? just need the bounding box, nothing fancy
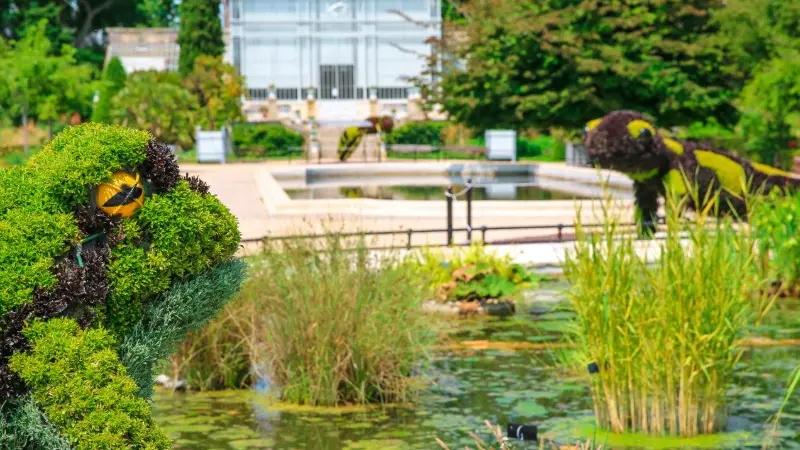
[750,188,800,297]
[563,186,774,437]
[239,233,433,406]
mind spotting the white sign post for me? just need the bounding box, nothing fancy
[485,130,517,161]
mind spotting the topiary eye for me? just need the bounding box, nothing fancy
[626,119,656,140]
[95,171,146,218]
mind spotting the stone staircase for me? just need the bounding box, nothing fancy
[316,125,382,162]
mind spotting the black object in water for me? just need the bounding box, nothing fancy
[507,423,538,441]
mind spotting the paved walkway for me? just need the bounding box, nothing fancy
[180,163,272,241]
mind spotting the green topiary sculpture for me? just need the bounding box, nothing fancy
[583,110,800,234]
[337,116,394,161]
[0,123,245,449]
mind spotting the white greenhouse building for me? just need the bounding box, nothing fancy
[229,0,442,120]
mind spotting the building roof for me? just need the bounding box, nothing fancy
[105,28,180,72]
[105,27,232,72]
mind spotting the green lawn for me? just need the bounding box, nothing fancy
[0,146,43,168]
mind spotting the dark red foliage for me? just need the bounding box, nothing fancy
[141,140,181,194]
[183,173,210,195]
[363,116,394,134]
[75,205,120,235]
[0,236,111,400]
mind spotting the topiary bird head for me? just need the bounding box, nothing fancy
[0,124,244,448]
[583,110,671,178]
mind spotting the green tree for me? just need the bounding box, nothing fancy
[137,0,179,27]
[91,56,128,124]
[1,0,169,67]
[177,0,224,77]
[439,0,738,133]
[183,55,245,130]
[0,20,95,150]
[712,0,800,78]
[111,71,199,148]
[1,0,151,44]
[737,53,800,168]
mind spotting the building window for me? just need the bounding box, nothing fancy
[232,0,240,19]
[377,87,408,99]
[276,88,299,100]
[401,0,425,12]
[232,37,241,72]
[248,88,268,100]
[242,0,296,14]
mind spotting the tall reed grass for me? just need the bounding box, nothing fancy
[164,305,254,390]
[562,187,775,437]
[168,233,434,404]
[250,234,434,405]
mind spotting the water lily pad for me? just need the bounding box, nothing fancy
[512,400,548,418]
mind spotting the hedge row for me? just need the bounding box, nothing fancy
[231,124,304,158]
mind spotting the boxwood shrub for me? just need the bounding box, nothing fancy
[389,121,448,147]
[232,123,304,158]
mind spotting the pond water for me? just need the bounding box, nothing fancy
[283,184,589,201]
[153,285,800,450]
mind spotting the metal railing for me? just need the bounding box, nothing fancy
[241,178,667,251]
[240,219,668,251]
[387,144,485,162]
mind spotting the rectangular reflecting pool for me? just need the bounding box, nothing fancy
[284,184,590,201]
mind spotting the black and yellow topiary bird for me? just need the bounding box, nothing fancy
[583,110,800,234]
[337,116,394,162]
[0,123,244,449]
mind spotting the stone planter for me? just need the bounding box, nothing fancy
[566,141,589,166]
[196,126,230,163]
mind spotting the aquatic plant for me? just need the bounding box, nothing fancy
[750,188,800,296]
[169,233,434,404]
[562,186,774,437]
[435,420,605,450]
[255,233,433,405]
[763,364,800,449]
[164,299,254,391]
[413,242,540,303]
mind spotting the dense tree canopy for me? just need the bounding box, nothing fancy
[177,0,224,76]
[737,53,800,167]
[712,0,800,77]
[0,0,177,67]
[183,55,245,130]
[439,0,740,133]
[111,71,199,148]
[0,20,95,144]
